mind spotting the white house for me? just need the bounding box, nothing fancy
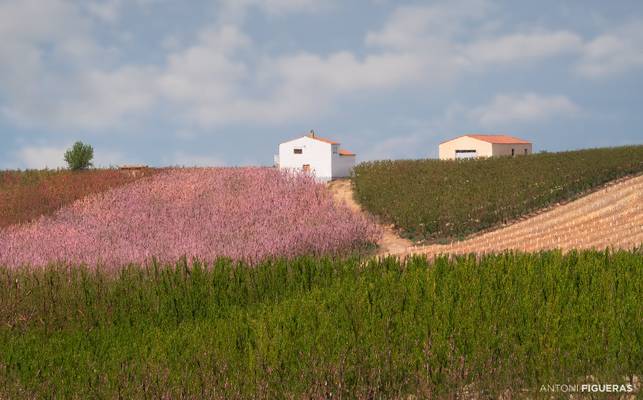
[439,134,532,160]
[275,130,356,181]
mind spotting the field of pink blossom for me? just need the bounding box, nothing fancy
[0,168,381,268]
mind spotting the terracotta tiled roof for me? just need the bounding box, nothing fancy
[307,133,339,145]
[441,134,531,144]
[339,149,355,156]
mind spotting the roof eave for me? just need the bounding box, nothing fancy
[440,134,531,145]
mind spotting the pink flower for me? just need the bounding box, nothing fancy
[0,168,381,269]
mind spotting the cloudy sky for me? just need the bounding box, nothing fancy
[1,0,642,168]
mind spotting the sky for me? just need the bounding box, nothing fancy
[1,0,642,168]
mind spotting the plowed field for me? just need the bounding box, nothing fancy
[330,175,643,256]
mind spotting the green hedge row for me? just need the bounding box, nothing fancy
[1,251,641,398]
[352,145,643,241]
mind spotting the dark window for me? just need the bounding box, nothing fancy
[455,149,477,159]
[294,148,303,154]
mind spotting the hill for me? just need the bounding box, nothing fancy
[410,174,642,255]
[0,168,158,228]
[0,168,379,268]
[353,145,643,242]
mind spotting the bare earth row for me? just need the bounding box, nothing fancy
[408,174,642,256]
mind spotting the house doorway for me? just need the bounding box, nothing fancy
[302,164,311,173]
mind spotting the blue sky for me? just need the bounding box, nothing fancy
[1,0,642,168]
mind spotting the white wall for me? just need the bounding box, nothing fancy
[279,137,332,180]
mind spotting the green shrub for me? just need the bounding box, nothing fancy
[0,251,641,398]
[64,141,94,170]
[353,145,643,241]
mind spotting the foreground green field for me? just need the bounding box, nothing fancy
[1,251,641,398]
[353,145,643,242]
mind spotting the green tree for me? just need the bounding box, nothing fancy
[64,141,94,170]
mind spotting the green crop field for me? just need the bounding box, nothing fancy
[353,145,643,242]
[1,250,641,398]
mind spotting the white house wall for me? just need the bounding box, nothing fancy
[278,137,333,180]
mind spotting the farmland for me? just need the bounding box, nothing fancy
[0,155,641,398]
[1,251,640,398]
[411,174,643,256]
[0,168,380,268]
[329,173,642,257]
[353,145,643,242]
[0,168,158,228]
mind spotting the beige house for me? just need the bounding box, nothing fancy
[439,134,532,160]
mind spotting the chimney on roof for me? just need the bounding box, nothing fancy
[309,129,315,138]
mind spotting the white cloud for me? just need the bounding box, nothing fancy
[84,0,121,22]
[366,1,490,46]
[0,0,83,42]
[363,0,487,84]
[217,0,329,20]
[577,21,643,78]
[465,31,583,65]
[168,48,430,127]
[154,22,429,127]
[469,93,580,127]
[160,27,249,84]
[0,0,638,134]
[83,0,161,23]
[3,66,158,130]
[364,2,643,85]
[0,1,308,130]
[169,151,226,167]
[0,0,87,81]
[11,144,125,169]
[360,133,424,161]
[156,25,252,125]
[15,145,68,169]
[363,2,586,87]
[0,4,157,130]
[93,149,127,167]
[273,51,426,92]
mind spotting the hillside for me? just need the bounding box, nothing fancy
[353,145,643,242]
[0,168,159,228]
[0,168,379,268]
[410,174,642,256]
[328,179,413,255]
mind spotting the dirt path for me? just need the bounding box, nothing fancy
[328,175,643,257]
[327,179,413,255]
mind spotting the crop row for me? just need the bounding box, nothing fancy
[353,145,643,241]
[0,250,640,398]
[0,168,158,228]
[410,174,643,255]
